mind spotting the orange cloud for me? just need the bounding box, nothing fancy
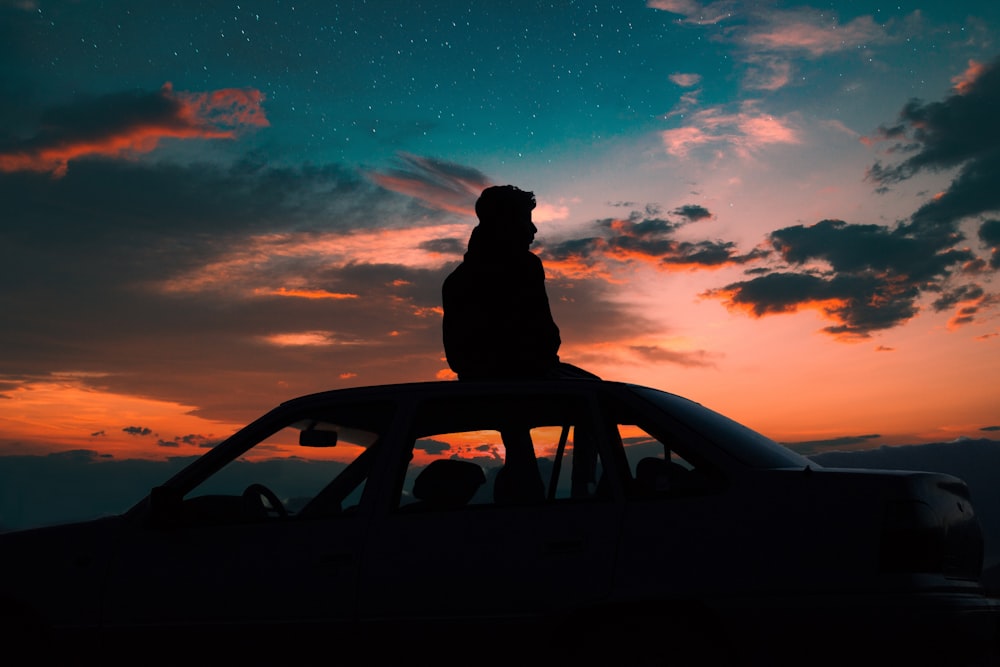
[0,376,239,458]
[254,287,358,300]
[952,60,987,95]
[0,83,267,177]
[261,332,336,347]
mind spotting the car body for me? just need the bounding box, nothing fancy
[1,379,997,665]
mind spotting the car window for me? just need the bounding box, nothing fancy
[600,393,724,498]
[396,392,609,510]
[628,386,811,469]
[618,423,720,497]
[179,400,394,524]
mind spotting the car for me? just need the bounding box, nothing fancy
[1,379,997,666]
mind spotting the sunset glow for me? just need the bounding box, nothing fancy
[1,1,998,473]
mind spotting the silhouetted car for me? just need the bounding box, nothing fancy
[1,380,996,665]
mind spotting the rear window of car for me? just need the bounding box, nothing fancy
[627,386,811,469]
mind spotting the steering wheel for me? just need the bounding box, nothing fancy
[242,483,288,519]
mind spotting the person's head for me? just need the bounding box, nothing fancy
[474,185,537,248]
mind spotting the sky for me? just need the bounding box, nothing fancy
[1,0,999,478]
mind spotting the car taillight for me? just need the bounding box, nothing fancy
[879,500,947,573]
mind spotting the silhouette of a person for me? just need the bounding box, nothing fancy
[442,185,597,381]
[442,185,597,504]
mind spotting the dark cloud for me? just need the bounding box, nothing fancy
[771,219,970,280]
[981,219,1000,269]
[415,438,450,455]
[544,209,765,272]
[867,56,1000,240]
[867,58,1000,182]
[983,426,1000,432]
[122,426,152,437]
[671,204,713,222]
[705,218,989,338]
[784,433,882,456]
[931,284,985,312]
[0,154,458,423]
[701,60,1000,338]
[906,152,1000,242]
[418,237,466,256]
[0,84,267,177]
[367,152,492,216]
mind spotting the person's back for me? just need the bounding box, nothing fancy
[442,185,561,381]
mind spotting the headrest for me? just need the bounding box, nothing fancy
[413,459,486,507]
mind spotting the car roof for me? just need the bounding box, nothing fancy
[277,378,632,408]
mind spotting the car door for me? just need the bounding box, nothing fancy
[99,399,396,653]
[357,388,625,643]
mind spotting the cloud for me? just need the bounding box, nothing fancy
[785,433,882,455]
[123,426,153,437]
[703,218,987,339]
[367,152,492,216]
[416,438,450,456]
[980,219,1000,269]
[0,83,267,177]
[542,208,766,276]
[670,72,702,87]
[740,10,885,58]
[698,59,1000,340]
[646,0,735,26]
[0,156,465,423]
[419,237,466,257]
[866,55,1000,234]
[741,54,793,91]
[0,148,671,424]
[671,204,713,222]
[628,345,715,368]
[649,2,891,90]
[661,102,800,159]
[952,59,989,96]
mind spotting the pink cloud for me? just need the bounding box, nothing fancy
[646,0,735,25]
[744,13,884,57]
[742,55,792,91]
[661,104,800,158]
[669,72,702,87]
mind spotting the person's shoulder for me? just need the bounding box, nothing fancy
[523,251,546,273]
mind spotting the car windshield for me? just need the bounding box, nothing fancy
[628,386,811,469]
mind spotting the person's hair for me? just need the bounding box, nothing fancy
[475,185,536,225]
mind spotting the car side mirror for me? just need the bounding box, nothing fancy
[148,485,183,528]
